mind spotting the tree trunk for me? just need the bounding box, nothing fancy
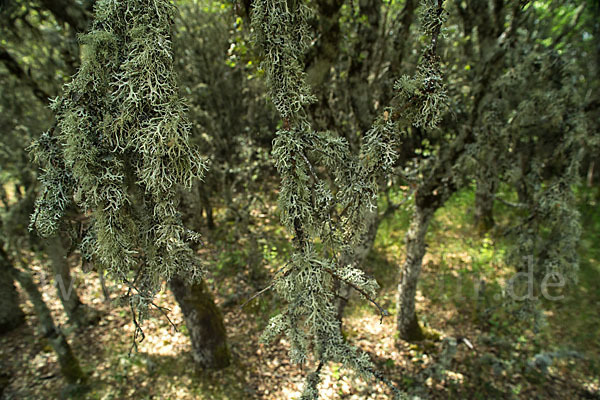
[474,177,496,233]
[170,277,230,370]
[396,206,434,342]
[6,255,87,387]
[45,235,95,328]
[0,255,25,334]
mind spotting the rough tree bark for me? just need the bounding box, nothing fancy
[4,249,87,387]
[0,255,25,334]
[396,206,434,341]
[45,235,96,328]
[170,277,231,370]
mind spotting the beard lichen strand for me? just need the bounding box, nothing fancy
[29,0,206,323]
[250,0,398,398]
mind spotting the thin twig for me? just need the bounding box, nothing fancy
[240,283,274,309]
[379,187,415,223]
[322,267,389,323]
[501,212,536,237]
[151,302,178,332]
[333,293,350,303]
[493,195,527,209]
[315,361,324,374]
[240,262,292,309]
[128,299,145,357]
[369,366,404,398]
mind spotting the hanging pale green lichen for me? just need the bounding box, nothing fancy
[359,0,448,196]
[29,129,75,238]
[250,0,316,120]
[252,0,450,397]
[30,0,206,318]
[392,0,448,129]
[272,126,379,249]
[250,0,398,397]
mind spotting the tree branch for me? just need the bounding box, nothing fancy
[321,265,389,323]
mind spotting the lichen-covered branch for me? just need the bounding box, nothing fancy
[30,0,206,323]
[250,0,398,397]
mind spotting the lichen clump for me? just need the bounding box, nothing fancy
[30,0,206,315]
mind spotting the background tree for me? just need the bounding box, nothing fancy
[3,247,87,394]
[355,0,595,341]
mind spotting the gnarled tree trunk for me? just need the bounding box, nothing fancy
[170,277,230,370]
[396,206,434,342]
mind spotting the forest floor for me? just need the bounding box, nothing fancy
[1,188,599,399]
